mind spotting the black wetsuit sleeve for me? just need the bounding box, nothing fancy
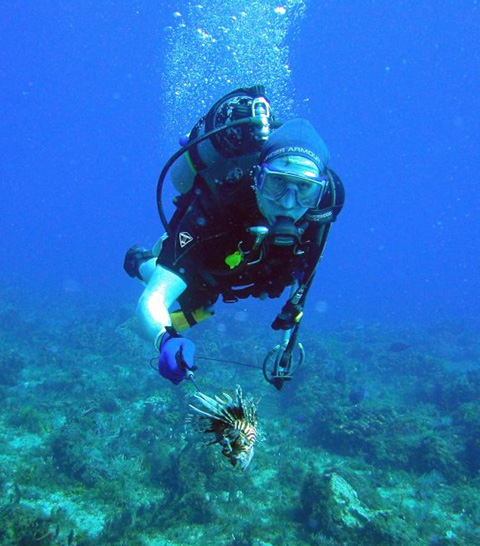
[156,197,214,285]
[156,178,235,286]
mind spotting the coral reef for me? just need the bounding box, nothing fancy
[1,285,480,545]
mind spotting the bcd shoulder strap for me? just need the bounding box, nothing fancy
[271,169,341,330]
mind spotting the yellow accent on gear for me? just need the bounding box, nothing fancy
[185,151,197,174]
[170,307,213,332]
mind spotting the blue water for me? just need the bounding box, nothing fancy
[1,1,478,323]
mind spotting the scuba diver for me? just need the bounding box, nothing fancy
[124,85,345,390]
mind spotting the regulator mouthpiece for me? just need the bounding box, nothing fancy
[270,216,301,246]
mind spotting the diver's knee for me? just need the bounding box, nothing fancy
[123,245,155,280]
[139,258,157,282]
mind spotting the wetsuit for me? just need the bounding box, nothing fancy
[157,168,345,315]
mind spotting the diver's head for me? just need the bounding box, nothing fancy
[254,155,328,224]
[254,119,330,244]
[255,118,330,224]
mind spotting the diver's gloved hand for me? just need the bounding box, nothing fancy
[158,331,196,385]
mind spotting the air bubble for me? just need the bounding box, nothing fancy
[162,0,308,140]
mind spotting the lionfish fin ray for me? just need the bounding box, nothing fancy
[188,404,221,420]
[189,396,235,425]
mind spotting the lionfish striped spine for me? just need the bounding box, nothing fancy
[187,385,259,470]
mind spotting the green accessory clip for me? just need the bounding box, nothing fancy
[225,251,243,269]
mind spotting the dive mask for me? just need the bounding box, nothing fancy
[256,164,329,209]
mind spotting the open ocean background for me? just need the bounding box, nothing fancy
[1,2,480,545]
[2,0,478,326]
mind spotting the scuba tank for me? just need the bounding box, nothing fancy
[170,85,274,194]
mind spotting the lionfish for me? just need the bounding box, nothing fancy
[187,385,259,470]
